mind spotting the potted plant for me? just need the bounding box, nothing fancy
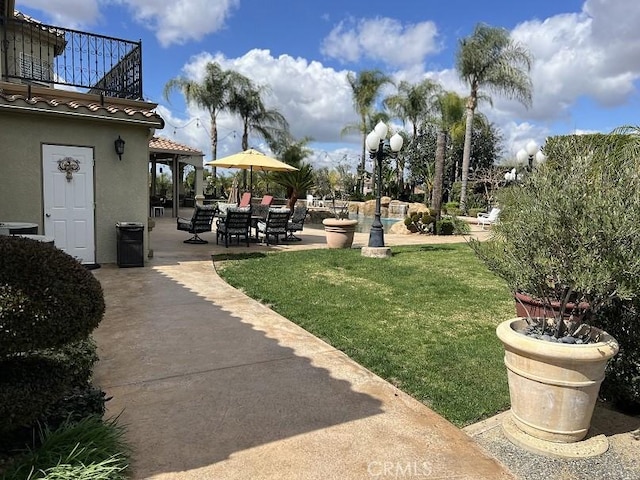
[471,133,640,447]
[322,198,357,249]
[322,171,358,249]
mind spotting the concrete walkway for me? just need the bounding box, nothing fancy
[92,216,510,479]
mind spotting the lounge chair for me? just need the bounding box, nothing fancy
[285,206,308,241]
[216,207,252,247]
[176,205,217,244]
[261,195,274,206]
[257,208,291,245]
[477,207,500,229]
[239,192,252,208]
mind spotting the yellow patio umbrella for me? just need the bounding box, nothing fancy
[205,148,298,195]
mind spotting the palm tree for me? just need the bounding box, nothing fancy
[432,91,466,221]
[227,80,290,190]
[271,139,315,209]
[164,62,251,194]
[228,82,290,151]
[384,79,442,196]
[343,70,393,194]
[456,23,533,213]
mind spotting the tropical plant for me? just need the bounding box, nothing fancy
[164,62,251,193]
[271,139,314,209]
[471,132,640,340]
[431,91,466,224]
[344,70,393,194]
[384,79,442,192]
[456,23,533,214]
[228,81,290,152]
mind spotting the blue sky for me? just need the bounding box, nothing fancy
[15,0,640,171]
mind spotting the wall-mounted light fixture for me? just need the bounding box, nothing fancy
[114,135,125,160]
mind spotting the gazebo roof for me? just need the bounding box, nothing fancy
[149,136,204,157]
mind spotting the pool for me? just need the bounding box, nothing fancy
[349,215,403,233]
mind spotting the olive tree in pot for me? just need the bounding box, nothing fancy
[322,169,358,249]
[471,133,640,450]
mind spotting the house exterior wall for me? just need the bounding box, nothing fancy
[0,109,154,264]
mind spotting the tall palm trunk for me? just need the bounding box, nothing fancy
[432,131,446,227]
[211,114,218,196]
[359,113,367,194]
[459,92,476,214]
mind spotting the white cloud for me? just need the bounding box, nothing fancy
[16,0,101,27]
[119,0,239,47]
[157,49,361,165]
[321,17,440,67]
[498,1,640,123]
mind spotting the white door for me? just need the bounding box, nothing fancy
[42,145,95,264]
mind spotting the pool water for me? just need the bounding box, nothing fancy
[349,215,403,233]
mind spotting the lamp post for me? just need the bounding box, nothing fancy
[365,121,404,248]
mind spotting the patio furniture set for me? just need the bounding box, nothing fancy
[176,198,308,247]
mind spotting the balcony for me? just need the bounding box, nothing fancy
[1,14,142,100]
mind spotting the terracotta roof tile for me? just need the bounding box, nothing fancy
[0,92,163,125]
[149,136,204,155]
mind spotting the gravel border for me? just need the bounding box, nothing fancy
[464,407,640,480]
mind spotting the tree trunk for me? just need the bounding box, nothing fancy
[459,105,475,214]
[210,114,218,196]
[432,130,446,226]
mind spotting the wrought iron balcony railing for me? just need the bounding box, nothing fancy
[1,15,142,100]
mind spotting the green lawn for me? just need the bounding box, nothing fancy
[215,243,515,426]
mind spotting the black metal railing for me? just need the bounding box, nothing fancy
[1,16,142,99]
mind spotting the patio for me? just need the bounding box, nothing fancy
[148,207,490,264]
[91,211,507,479]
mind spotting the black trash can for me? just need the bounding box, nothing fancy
[116,222,144,267]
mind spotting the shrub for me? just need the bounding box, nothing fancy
[471,133,640,338]
[404,212,434,234]
[443,201,459,215]
[0,338,101,434]
[0,354,75,434]
[592,299,640,412]
[0,238,105,435]
[436,218,455,235]
[0,237,105,355]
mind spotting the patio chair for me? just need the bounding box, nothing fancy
[239,192,252,208]
[257,208,291,245]
[285,206,308,241]
[176,205,217,244]
[216,207,252,247]
[477,207,500,229]
[214,202,237,219]
[261,195,274,206]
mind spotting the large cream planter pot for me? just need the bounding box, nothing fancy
[496,318,619,443]
[322,218,358,249]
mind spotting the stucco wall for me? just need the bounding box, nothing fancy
[0,109,154,264]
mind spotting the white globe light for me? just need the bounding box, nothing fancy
[389,133,403,152]
[516,149,528,166]
[525,140,538,156]
[535,150,547,165]
[374,121,388,140]
[366,131,380,153]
